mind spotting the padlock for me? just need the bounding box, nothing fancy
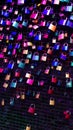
[12,48,16,56]
[2,46,7,53]
[24,6,30,14]
[26,76,34,86]
[38,80,44,86]
[62,43,68,51]
[64,110,71,119]
[65,3,72,12]
[1,99,5,106]
[48,21,57,32]
[10,97,14,106]
[41,53,47,61]
[49,98,55,106]
[52,38,56,43]
[26,51,32,59]
[66,20,73,28]
[41,0,47,5]
[20,92,25,100]
[12,20,18,28]
[44,66,50,74]
[5,73,11,81]
[34,31,41,41]
[60,53,67,60]
[40,19,46,27]
[17,0,25,5]
[54,43,60,50]
[22,49,28,55]
[48,86,54,94]
[43,6,51,16]
[22,19,28,27]
[25,59,30,64]
[58,31,64,41]
[6,18,11,26]
[66,78,72,88]
[10,79,17,88]
[32,52,39,61]
[35,92,40,99]
[51,75,57,83]
[25,71,31,78]
[53,0,60,5]
[70,61,73,67]
[7,60,14,69]
[30,10,38,19]
[17,33,22,41]
[17,14,22,22]
[18,59,25,69]
[65,72,70,78]
[3,82,9,88]
[0,67,4,73]
[47,47,53,55]
[58,16,67,26]
[28,104,35,114]
[15,69,21,78]
[56,63,62,71]
[52,58,59,67]
[69,49,73,57]
[57,80,62,86]
[26,124,31,130]
[70,34,73,44]
[4,58,8,63]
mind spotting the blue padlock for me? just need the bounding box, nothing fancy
[66,20,73,28]
[10,79,17,88]
[60,53,67,60]
[15,43,20,49]
[54,43,60,50]
[17,14,22,22]
[22,19,28,27]
[70,13,73,21]
[8,44,13,50]
[11,31,17,36]
[66,78,72,88]
[37,45,44,51]
[18,59,25,69]
[62,43,68,51]
[43,6,51,16]
[10,97,14,106]
[34,31,41,41]
[32,52,39,61]
[12,20,18,28]
[24,7,30,14]
[6,0,12,3]
[69,49,73,56]
[0,19,6,26]
[3,10,9,17]
[7,60,14,69]
[27,51,32,59]
[52,58,59,67]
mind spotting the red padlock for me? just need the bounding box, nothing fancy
[48,86,54,94]
[51,75,57,83]
[15,69,21,77]
[28,104,35,114]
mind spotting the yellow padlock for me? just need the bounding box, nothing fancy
[26,125,31,130]
[1,99,5,106]
[65,72,70,78]
[20,92,25,100]
[49,98,55,106]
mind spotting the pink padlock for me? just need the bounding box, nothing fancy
[6,19,11,26]
[26,76,34,86]
[41,0,47,5]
